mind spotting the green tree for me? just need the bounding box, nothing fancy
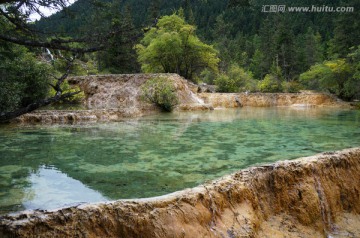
[347,46,360,100]
[97,4,139,73]
[135,13,219,81]
[304,28,323,67]
[147,0,161,24]
[250,48,266,79]
[182,0,195,24]
[330,0,360,57]
[258,62,284,93]
[300,58,356,100]
[274,18,296,80]
[0,42,51,113]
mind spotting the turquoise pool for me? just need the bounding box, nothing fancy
[0,107,359,214]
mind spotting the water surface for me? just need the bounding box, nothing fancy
[0,107,359,214]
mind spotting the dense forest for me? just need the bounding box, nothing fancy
[1,0,360,120]
[35,0,360,98]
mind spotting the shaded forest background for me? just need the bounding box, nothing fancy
[34,0,360,99]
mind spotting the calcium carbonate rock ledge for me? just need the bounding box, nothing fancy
[14,74,212,124]
[199,92,350,108]
[13,74,351,124]
[1,148,360,238]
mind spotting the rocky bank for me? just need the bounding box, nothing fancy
[14,74,210,123]
[199,91,348,108]
[1,148,360,237]
[14,74,349,123]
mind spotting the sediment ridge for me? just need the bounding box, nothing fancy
[1,148,360,237]
[14,74,350,123]
[199,91,349,108]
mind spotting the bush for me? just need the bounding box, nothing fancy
[214,64,258,92]
[141,77,179,112]
[258,74,283,93]
[282,81,303,93]
[214,74,236,92]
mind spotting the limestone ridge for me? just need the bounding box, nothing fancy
[14,73,349,123]
[1,148,360,237]
[199,92,349,108]
[15,74,212,123]
[68,74,211,111]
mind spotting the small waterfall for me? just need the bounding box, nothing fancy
[189,90,205,104]
[313,172,336,237]
[45,48,54,61]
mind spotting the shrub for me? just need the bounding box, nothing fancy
[214,64,258,92]
[141,77,179,112]
[258,74,283,93]
[282,81,303,93]
[214,74,236,92]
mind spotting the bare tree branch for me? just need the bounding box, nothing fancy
[0,34,105,53]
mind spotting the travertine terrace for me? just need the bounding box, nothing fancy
[1,148,360,237]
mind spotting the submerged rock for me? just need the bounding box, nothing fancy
[1,148,360,237]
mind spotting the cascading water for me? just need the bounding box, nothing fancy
[45,48,54,61]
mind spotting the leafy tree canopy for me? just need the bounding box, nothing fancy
[0,41,51,113]
[300,46,360,101]
[135,12,219,81]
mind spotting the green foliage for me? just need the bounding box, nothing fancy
[214,74,235,93]
[300,54,359,100]
[214,64,257,93]
[282,81,303,93]
[258,63,284,93]
[24,0,360,101]
[35,0,360,84]
[0,43,51,112]
[258,74,283,93]
[48,80,85,104]
[299,63,332,91]
[199,68,217,84]
[330,0,360,57]
[52,53,98,76]
[136,13,219,81]
[97,4,140,74]
[141,76,179,112]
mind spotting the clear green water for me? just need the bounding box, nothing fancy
[0,107,359,214]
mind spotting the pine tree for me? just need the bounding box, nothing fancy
[98,4,139,73]
[182,0,195,24]
[331,0,360,57]
[147,0,161,25]
[274,17,296,80]
[304,27,323,67]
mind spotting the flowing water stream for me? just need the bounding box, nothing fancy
[0,107,359,214]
